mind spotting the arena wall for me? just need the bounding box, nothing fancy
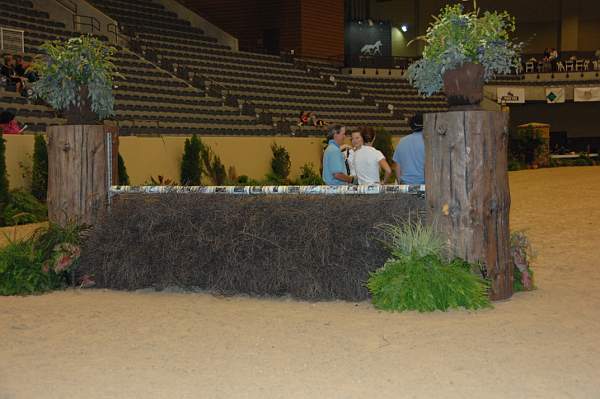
[5,135,403,188]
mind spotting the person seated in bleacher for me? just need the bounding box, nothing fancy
[311,113,326,127]
[1,54,26,93]
[298,111,309,126]
[0,111,26,135]
[14,55,38,83]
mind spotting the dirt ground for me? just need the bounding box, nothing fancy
[1,167,599,399]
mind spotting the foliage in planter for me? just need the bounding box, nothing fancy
[144,175,177,186]
[407,3,522,96]
[3,190,48,226]
[0,133,9,224]
[367,221,491,312]
[550,155,597,168]
[180,134,203,186]
[117,153,130,186]
[31,134,48,201]
[269,143,291,183]
[30,35,117,123]
[509,126,545,167]
[0,223,88,295]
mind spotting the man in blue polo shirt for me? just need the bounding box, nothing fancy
[393,113,425,185]
[322,125,354,185]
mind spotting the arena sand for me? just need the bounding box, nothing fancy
[1,167,599,399]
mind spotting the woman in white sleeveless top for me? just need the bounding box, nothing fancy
[349,127,392,185]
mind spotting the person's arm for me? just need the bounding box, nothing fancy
[395,163,402,184]
[333,172,354,184]
[379,159,392,184]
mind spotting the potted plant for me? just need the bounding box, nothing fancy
[407,2,522,107]
[30,35,117,124]
[28,35,119,226]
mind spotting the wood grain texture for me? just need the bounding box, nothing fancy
[424,111,513,300]
[47,125,108,227]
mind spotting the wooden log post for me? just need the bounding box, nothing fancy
[424,111,513,300]
[47,125,108,226]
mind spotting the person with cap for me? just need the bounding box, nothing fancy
[392,112,425,185]
[322,124,354,185]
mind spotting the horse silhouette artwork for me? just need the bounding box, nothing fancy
[360,40,383,56]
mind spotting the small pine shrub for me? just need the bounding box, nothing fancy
[117,153,130,185]
[202,146,227,185]
[296,163,324,185]
[368,221,491,312]
[31,134,48,202]
[270,143,291,183]
[180,134,203,185]
[373,127,394,162]
[3,190,48,226]
[510,231,535,291]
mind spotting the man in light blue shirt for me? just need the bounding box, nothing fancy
[393,113,425,185]
[322,125,354,185]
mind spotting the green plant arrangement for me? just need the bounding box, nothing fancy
[407,2,522,101]
[29,35,118,124]
[3,190,48,226]
[31,134,48,202]
[0,223,89,295]
[180,134,203,185]
[367,220,491,312]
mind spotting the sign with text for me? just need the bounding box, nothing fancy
[574,87,600,102]
[497,87,525,103]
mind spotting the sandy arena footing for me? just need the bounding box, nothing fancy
[1,167,599,399]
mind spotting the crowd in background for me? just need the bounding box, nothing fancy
[322,113,424,186]
[1,53,37,94]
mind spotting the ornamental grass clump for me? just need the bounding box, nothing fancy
[367,221,491,312]
[407,2,522,97]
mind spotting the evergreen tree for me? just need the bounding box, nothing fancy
[270,143,291,183]
[117,153,130,186]
[180,134,203,185]
[0,132,10,225]
[31,134,48,202]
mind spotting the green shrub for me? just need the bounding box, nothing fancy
[373,127,394,163]
[3,190,48,226]
[368,255,491,312]
[31,134,48,202]
[296,163,324,185]
[0,223,88,295]
[202,145,227,185]
[0,133,9,225]
[270,143,291,183]
[180,134,203,185]
[367,221,491,312]
[508,126,545,167]
[117,153,130,185]
[0,239,56,295]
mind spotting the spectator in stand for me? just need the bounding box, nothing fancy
[298,111,310,126]
[350,126,392,185]
[0,111,25,135]
[311,113,326,127]
[1,54,26,92]
[393,113,425,185]
[322,125,354,185]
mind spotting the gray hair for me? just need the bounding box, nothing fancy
[327,124,344,140]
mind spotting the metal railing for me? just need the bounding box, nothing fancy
[0,27,25,53]
[73,14,100,34]
[55,0,77,14]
